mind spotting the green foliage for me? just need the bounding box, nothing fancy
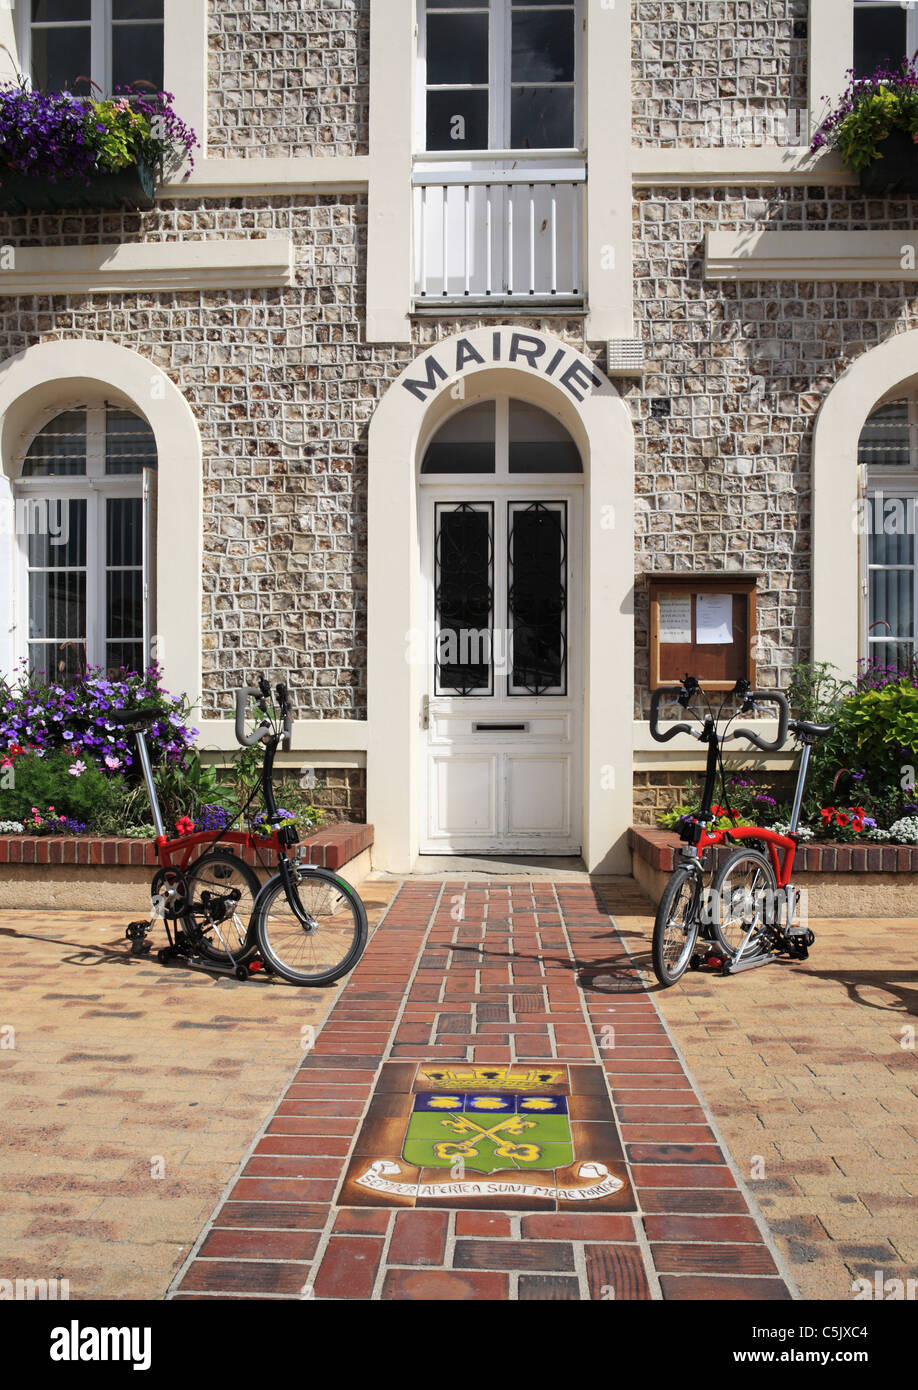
[0,749,110,824]
[789,662,917,826]
[88,98,152,172]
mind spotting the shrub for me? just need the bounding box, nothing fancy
[0,748,110,825]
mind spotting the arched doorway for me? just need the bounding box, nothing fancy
[419,396,583,853]
[366,327,635,874]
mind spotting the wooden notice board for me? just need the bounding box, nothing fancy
[649,573,758,692]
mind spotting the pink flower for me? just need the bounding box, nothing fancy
[68,760,87,777]
[104,755,122,770]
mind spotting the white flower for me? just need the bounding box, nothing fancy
[769,821,814,840]
[888,817,918,845]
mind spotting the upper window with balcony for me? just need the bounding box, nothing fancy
[854,1,918,76]
[420,0,581,153]
[20,0,164,96]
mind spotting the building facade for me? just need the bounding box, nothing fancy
[0,0,915,873]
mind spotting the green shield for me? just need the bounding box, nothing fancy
[403,1092,573,1174]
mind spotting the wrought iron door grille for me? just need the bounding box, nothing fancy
[434,501,494,696]
[507,500,567,696]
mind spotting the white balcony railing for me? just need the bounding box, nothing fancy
[412,157,586,306]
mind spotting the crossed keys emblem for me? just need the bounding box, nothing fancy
[433,1112,540,1164]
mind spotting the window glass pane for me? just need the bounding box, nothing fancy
[435,503,493,694]
[31,26,92,92]
[427,13,489,84]
[426,89,489,149]
[23,411,87,477]
[113,0,163,19]
[508,502,566,694]
[509,400,581,472]
[106,408,157,474]
[511,85,574,148]
[106,570,143,639]
[869,567,915,637]
[112,24,164,91]
[27,498,86,568]
[854,5,908,75]
[512,10,575,83]
[866,640,915,673]
[422,402,496,473]
[859,401,912,467]
[32,1,90,20]
[29,570,86,641]
[106,640,143,674]
[868,496,915,566]
[107,496,143,567]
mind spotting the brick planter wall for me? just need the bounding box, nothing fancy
[630,827,918,919]
[0,824,372,873]
[0,825,374,911]
[630,826,918,875]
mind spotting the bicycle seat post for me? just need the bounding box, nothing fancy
[787,740,811,836]
[134,729,166,839]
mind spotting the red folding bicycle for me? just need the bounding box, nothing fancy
[648,676,834,986]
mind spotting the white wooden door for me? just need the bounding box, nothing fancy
[419,476,582,856]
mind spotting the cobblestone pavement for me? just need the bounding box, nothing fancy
[608,880,918,1301]
[0,886,398,1299]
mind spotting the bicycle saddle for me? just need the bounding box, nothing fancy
[788,719,834,741]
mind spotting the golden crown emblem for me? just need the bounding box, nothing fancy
[418,1065,565,1091]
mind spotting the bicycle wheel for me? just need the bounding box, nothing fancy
[183,850,260,965]
[709,848,777,961]
[652,866,702,986]
[254,866,368,986]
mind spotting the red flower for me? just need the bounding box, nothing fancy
[175,816,195,837]
[820,807,835,824]
[852,816,865,833]
[835,811,850,828]
[711,805,725,816]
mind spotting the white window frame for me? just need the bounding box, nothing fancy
[861,397,918,667]
[416,0,584,155]
[853,0,918,69]
[14,402,152,677]
[18,0,164,96]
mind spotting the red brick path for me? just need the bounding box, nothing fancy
[170,880,794,1301]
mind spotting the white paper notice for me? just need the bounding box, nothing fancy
[696,593,733,645]
[659,596,692,644]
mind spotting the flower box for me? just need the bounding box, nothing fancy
[858,128,918,195]
[0,159,154,213]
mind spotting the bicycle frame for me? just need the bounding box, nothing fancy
[691,825,797,888]
[675,693,811,890]
[133,728,286,869]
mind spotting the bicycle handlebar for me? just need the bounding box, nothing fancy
[649,687,698,742]
[724,690,789,753]
[649,683,790,752]
[234,681,294,747]
[235,687,270,746]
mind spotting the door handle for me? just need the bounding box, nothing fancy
[421,695,430,730]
